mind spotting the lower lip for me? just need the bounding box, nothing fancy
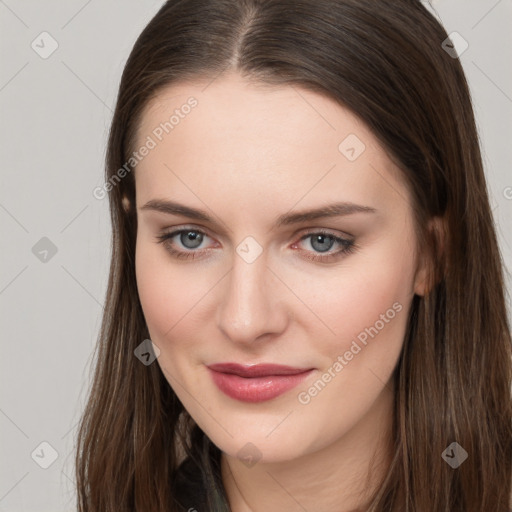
[207,368,314,403]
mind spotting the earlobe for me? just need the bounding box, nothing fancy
[413,256,430,297]
[122,195,131,212]
[413,216,445,296]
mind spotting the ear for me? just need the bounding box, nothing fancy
[122,195,131,212]
[413,216,445,296]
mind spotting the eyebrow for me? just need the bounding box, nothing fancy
[140,199,377,228]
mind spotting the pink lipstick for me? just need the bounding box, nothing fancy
[207,362,314,403]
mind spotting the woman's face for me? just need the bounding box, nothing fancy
[134,72,427,463]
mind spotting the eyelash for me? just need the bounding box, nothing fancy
[155,227,356,263]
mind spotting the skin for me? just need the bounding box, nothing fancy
[133,71,429,512]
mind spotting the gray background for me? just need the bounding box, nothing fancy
[0,1,511,510]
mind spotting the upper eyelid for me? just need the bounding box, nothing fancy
[162,224,354,240]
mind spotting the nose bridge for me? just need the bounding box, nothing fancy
[216,246,287,344]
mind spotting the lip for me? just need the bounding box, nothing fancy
[207,363,314,403]
[208,362,312,377]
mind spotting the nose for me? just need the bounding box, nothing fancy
[216,251,289,346]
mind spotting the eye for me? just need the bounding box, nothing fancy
[292,230,356,263]
[155,227,356,263]
[155,228,216,260]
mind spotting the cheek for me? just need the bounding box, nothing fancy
[135,234,223,361]
[135,239,207,390]
[135,235,189,340]
[288,243,415,448]
[292,237,416,365]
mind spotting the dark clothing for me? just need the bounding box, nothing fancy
[173,456,209,511]
[172,430,230,511]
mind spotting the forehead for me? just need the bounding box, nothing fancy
[133,72,409,216]
[138,72,371,151]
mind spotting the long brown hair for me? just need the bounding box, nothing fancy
[75,0,512,510]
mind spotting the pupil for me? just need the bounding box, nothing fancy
[181,231,203,249]
[312,234,334,253]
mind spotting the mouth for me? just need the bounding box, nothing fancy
[207,362,315,403]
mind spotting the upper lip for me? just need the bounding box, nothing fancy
[207,362,313,377]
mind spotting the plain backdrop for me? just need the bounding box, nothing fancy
[0,1,511,510]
